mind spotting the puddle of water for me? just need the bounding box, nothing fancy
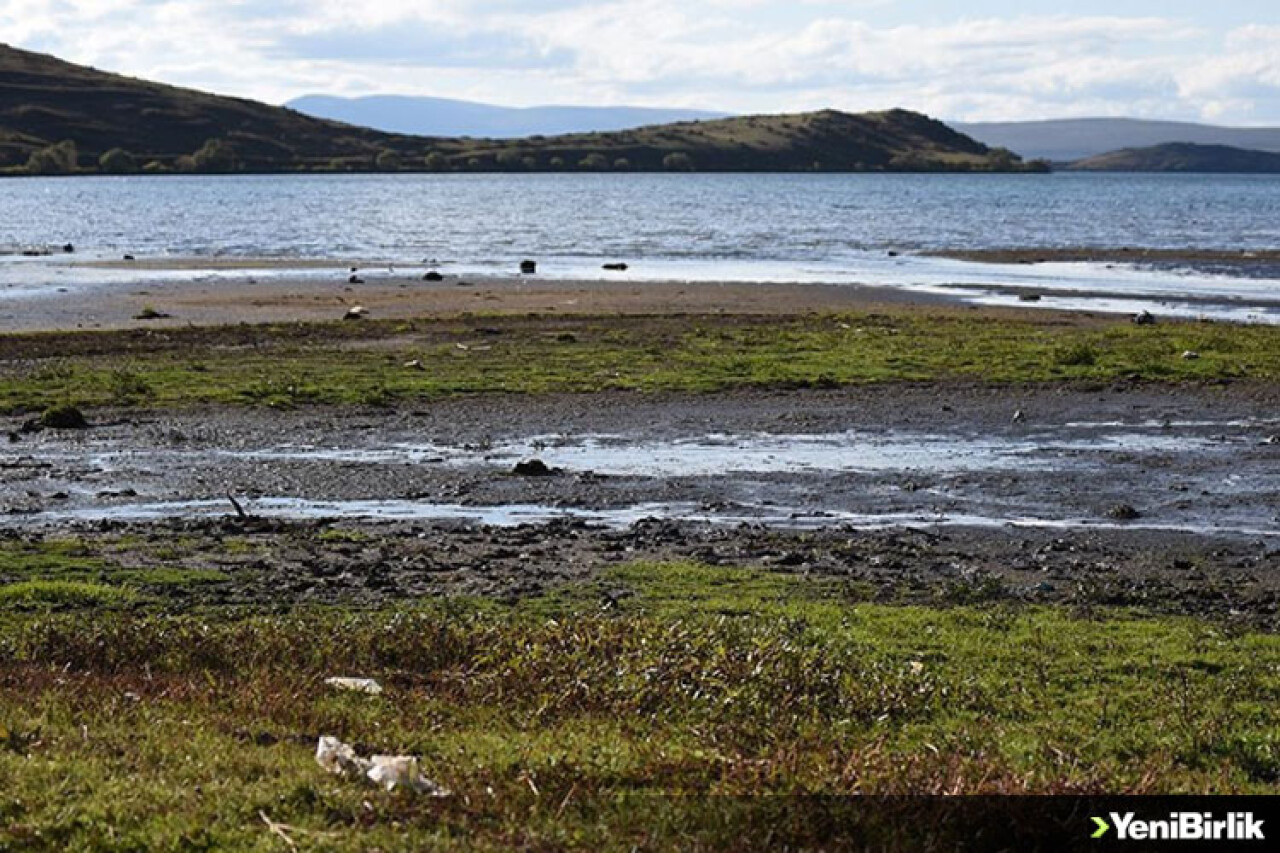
[5,426,1250,492]
[26,496,1279,538]
[211,429,1230,477]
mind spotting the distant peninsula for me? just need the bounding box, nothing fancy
[0,43,1041,175]
[1066,142,1280,173]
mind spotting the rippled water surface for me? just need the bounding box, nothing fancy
[3,172,1279,321]
[3,172,1279,262]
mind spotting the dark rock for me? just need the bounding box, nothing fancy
[1106,503,1141,520]
[423,271,444,282]
[1018,293,1042,302]
[1132,310,1156,326]
[39,404,89,430]
[602,263,629,271]
[887,250,899,257]
[348,274,364,284]
[62,243,75,253]
[123,254,135,261]
[520,260,537,274]
[512,459,558,477]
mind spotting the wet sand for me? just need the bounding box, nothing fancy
[7,246,1280,331]
[929,247,1280,266]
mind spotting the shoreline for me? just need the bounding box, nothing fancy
[929,246,1280,265]
[4,245,1280,332]
[1,273,969,333]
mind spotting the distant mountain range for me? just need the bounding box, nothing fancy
[287,95,729,138]
[954,118,1280,162]
[0,44,1034,174]
[1067,143,1280,173]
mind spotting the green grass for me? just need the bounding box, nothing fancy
[1,312,1277,414]
[0,562,1275,850]
[0,538,228,603]
[0,579,134,607]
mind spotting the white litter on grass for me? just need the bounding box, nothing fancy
[315,736,450,795]
[316,735,366,777]
[324,676,384,695]
[367,755,450,795]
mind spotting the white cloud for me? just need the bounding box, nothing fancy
[1,1,1277,123]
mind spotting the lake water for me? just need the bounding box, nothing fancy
[2,172,1279,321]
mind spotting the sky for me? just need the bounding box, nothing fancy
[2,0,1279,124]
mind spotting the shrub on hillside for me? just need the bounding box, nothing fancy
[98,148,138,174]
[25,140,78,175]
[374,149,402,171]
[191,139,239,173]
[662,151,694,171]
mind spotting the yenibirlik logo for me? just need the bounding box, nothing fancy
[1091,812,1266,842]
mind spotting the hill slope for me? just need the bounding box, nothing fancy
[0,43,419,172]
[287,94,729,138]
[955,118,1280,162]
[424,108,1038,173]
[1067,142,1280,173]
[0,43,1036,174]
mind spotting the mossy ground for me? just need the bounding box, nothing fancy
[2,311,1277,414]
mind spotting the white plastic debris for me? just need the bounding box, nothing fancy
[316,735,370,777]
[324,677,384,695]
[367,755,450,795]
[315,737,450,796]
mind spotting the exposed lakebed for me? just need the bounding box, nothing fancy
[4,385,1277,619]
[6,385,1277,535]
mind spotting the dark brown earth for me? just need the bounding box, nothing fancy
[10,514,1278,625]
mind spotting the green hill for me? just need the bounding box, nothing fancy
[0,43,1040,175]
[1067,142,1280,173]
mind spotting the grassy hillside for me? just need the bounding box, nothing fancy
[0,43,1040,175]
[1068,142,1280,173]
[0,43,418,173]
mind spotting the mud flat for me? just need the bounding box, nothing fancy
[6,384,1277,623]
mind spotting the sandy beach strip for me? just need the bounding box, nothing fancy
[1,272,966,333]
